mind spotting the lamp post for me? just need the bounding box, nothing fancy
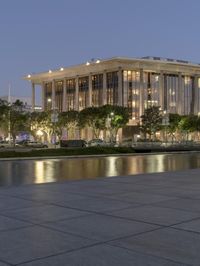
[51,107,58,148]
[110,112,114,143]
[162,110,169,146]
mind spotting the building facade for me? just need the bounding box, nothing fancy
[24,57,200,137]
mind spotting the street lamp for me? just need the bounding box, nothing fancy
[162,110,169,145]
[110,112,114,143]
[51,107,58,148]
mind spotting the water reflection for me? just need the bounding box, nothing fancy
[0,153,200,186]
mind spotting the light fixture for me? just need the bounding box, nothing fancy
[27,74,31,78]
[86,61,90,66]
[36,130,43,137]
[96,59,100,64]
[49,70,52,73]
[60,67,64,71]
[47,98,52,102]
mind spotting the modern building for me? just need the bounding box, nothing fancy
[24,56,200,138]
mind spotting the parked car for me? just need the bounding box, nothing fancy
[60,139,87,148]
[22,141,48,148]
[87,139,107,147]
[0,141,14,148]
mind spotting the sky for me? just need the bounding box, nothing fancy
[0,0,200,104]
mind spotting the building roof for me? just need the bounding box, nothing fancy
[24,56,200,84]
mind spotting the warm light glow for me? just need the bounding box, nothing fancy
[96,59,100,64]
[27,74,31,78]
[60,67,64,71]
[49,70,52,73]
[86,62,90,66]
[110,112,114,116]
[36,130,43,136]
[155,75,159,81]
[47,98,52,102]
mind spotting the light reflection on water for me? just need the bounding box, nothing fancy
[0,153,200,186]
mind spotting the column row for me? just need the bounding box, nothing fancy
[33,68,123,111]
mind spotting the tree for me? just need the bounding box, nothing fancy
[101,105,130,141]
[79,107,105,138]
[140,106,162,140]
[29,111,51,141]
[178,115,197,141]
[9,100,29,145]
[167,113,181,142]
[55,110,79,140]
[0,99,9,137]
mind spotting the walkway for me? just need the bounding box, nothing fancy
[0,169,200,265]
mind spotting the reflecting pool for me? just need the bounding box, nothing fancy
[0,153,200,186]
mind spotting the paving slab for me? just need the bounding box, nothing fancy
[110,227,200,265]
[4,189,88,204]
[44,213,159,241]
[173,218,200,233]
[0,262,10,266]
[0,225,95,265]
[0,168,200,265]
[54,196,138,213]
[19,244,186,266]
[0,195,43,211]
[0,214,31,231]
[110,205,200,226]
[154,198,200,212]
[107,191,176,204]
[2,204,90,224]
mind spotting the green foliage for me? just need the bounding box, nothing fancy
[55,110,79,139]
[140,106,162,140]
[79,107,105,138]
[9,100,30,144]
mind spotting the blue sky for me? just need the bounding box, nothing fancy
[0,0,199,103]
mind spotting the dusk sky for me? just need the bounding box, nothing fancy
[0,0,199,103]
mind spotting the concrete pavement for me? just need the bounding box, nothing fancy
[0,169,200,265]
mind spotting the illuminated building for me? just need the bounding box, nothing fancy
[24,57,200,137]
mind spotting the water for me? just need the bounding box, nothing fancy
[0,153,200,186]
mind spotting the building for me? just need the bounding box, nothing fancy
[24,56,200,138]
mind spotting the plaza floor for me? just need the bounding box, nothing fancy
[0,169,200,265]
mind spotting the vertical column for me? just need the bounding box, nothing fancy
[62,79,67,112]
[118,67,123,106]
[139,68,144,117]
[193,75,199,115]
[103,71,107,105]
[159,71,164,110]
[52,80,56,109]
[88,73,92,107]
[75,76,79,111]
[31,82,35,112]
[41,82,45,111]
[177,73,182,115]
[123,71,128,107]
